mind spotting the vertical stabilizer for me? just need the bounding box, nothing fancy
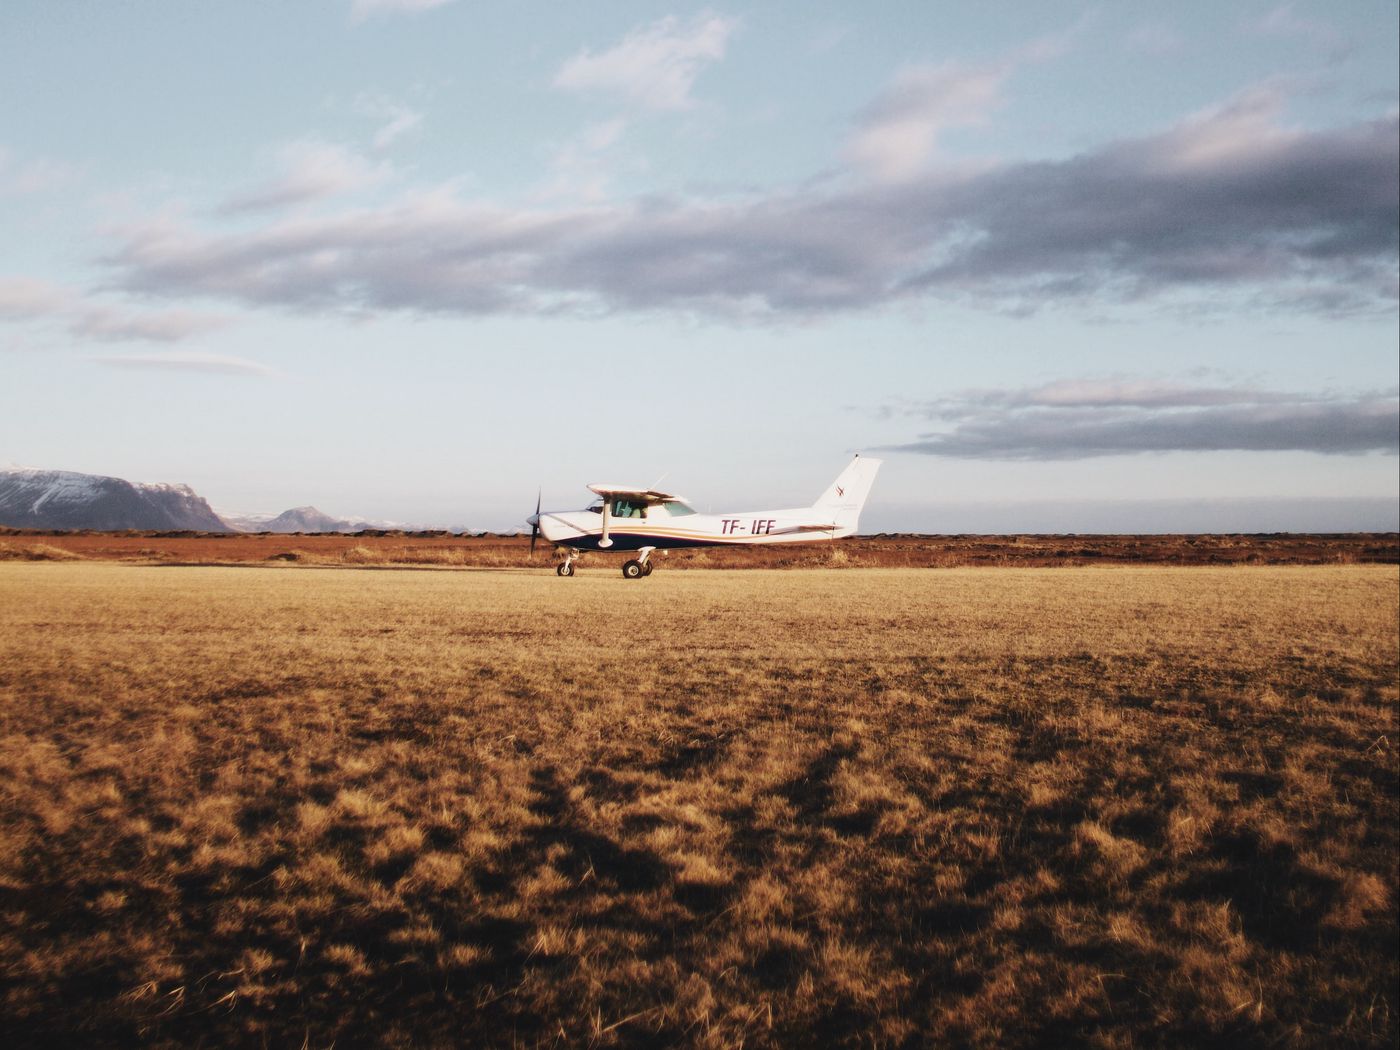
[812,455,882,535]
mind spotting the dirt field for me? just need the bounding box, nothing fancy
[1,562,1396,1048]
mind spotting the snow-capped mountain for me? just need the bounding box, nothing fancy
[221,506,398,533]
[0,467,231,532]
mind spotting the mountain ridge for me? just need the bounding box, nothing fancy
[0,467,231,532]
[221,505,396,534]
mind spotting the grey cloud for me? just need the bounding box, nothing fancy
[909,379,1332,417]
[898,100,1397,309]
[102,93,1399,320]
[866,496,1399,534]
[880,383,1399,459]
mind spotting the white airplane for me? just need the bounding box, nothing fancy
[527,455,881,578]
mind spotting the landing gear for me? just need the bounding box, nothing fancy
[557,561,574,577]
[622,547,657,580]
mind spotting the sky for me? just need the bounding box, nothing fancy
[1,0,1396,533]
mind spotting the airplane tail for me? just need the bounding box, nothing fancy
[812,455,882,535]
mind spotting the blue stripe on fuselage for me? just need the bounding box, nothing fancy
[557,531,724,552]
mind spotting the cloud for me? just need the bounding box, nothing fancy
[553,13,738,111]
[1125,23,1184,56]
[879,381,1400,459]
[844,61,1010,181]
[870,496,1400,535]
[370,106,423,151]
[0,147,80,196]
[355,95,425,151]
[540,119,630,201]
[1250,4,1353,62]
[91,351,277,377]
[0,276,71,318]
[100,83,1398,320]
[0,275,228,342]
[350,0,454,23]
[893,87,1398,313]
[221,140,392,213]
[69,307,229,343]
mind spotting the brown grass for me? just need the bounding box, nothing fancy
[0,563,1395,1048]
[0,541,85,561]
[2,527,1396,569]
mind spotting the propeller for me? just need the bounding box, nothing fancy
[530,488,541,555]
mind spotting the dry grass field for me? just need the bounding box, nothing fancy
[0,562,1396,1048]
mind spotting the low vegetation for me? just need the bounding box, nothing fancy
[2,527,1395,569]
[0,563,1395,1047]
[0,541,85,561]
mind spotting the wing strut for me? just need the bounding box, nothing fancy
[599,497,613,548]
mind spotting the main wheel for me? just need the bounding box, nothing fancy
[622,559,644,579]
[642,562,654,576]
[557,562,574,577]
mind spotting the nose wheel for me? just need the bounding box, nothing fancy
[556,561,574,577]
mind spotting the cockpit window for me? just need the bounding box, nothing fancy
[663,500,697,516]
[586,500,604,514]
[610,498,645,518]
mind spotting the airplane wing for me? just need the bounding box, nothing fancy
[586,483,680,501]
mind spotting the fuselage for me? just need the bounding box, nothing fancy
[536,502,849,552]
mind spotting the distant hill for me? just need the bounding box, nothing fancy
[0,467,231,532]
[222,506,400,534]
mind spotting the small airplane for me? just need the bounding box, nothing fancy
[527,455,881,578]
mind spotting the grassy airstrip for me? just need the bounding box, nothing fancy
[0,562,1396,1048]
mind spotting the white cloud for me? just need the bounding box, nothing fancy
[91,351,278,377]
[1251,4,1352,60]
[0,276,72,318]
[350,0,454,24]
[356,95,426,151]
[0,275,229,342]
[1126,23,1184,56]
[844,61,1009,181]
[541,119,630,201]
[1142,82,1300,173]
[372,105,423,151]
[221,140,392,213]
[70,306,229,343]
[553,13,738,111]
[840,23,1082,184]
[0,147,80,196]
